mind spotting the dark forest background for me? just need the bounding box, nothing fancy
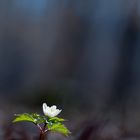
[0,0,140,139]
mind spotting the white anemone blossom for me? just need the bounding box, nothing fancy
[43,103,62,117]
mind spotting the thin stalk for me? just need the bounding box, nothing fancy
[39,123,48,140]
[37,124,43,131]
[39,131,46,140]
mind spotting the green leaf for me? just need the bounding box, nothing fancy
[47,122,71,136]
[48,117,65,123]
[31,113,46,124]
[13,113,46,124]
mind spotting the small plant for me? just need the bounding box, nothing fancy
[13,103,71,140]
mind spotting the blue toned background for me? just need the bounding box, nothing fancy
[0,1,140,139]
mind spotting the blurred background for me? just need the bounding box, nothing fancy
[1,0,140,139]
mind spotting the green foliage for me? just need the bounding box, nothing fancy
[47,122,71,136]
[13,113,46,124]
[13,113,71,136]
[48,117,65,123]
[47,116,70,136]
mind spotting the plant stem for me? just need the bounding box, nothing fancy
[39,131,46,140]
[39,123,48,140]
[37,124,42,131]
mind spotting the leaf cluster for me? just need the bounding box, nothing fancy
[13,113,71,136]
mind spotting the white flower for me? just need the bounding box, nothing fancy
[42,103,62,117]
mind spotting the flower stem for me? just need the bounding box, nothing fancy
[37,124,42,131]
[39,131,46,140]
[39,123,48,140]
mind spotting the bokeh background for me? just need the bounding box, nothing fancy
[1,0,140,139]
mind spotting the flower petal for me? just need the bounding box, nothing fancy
[53,109,62,116]
[43,103,47,112]
[43,103,51,116]
[51,105,57,111]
